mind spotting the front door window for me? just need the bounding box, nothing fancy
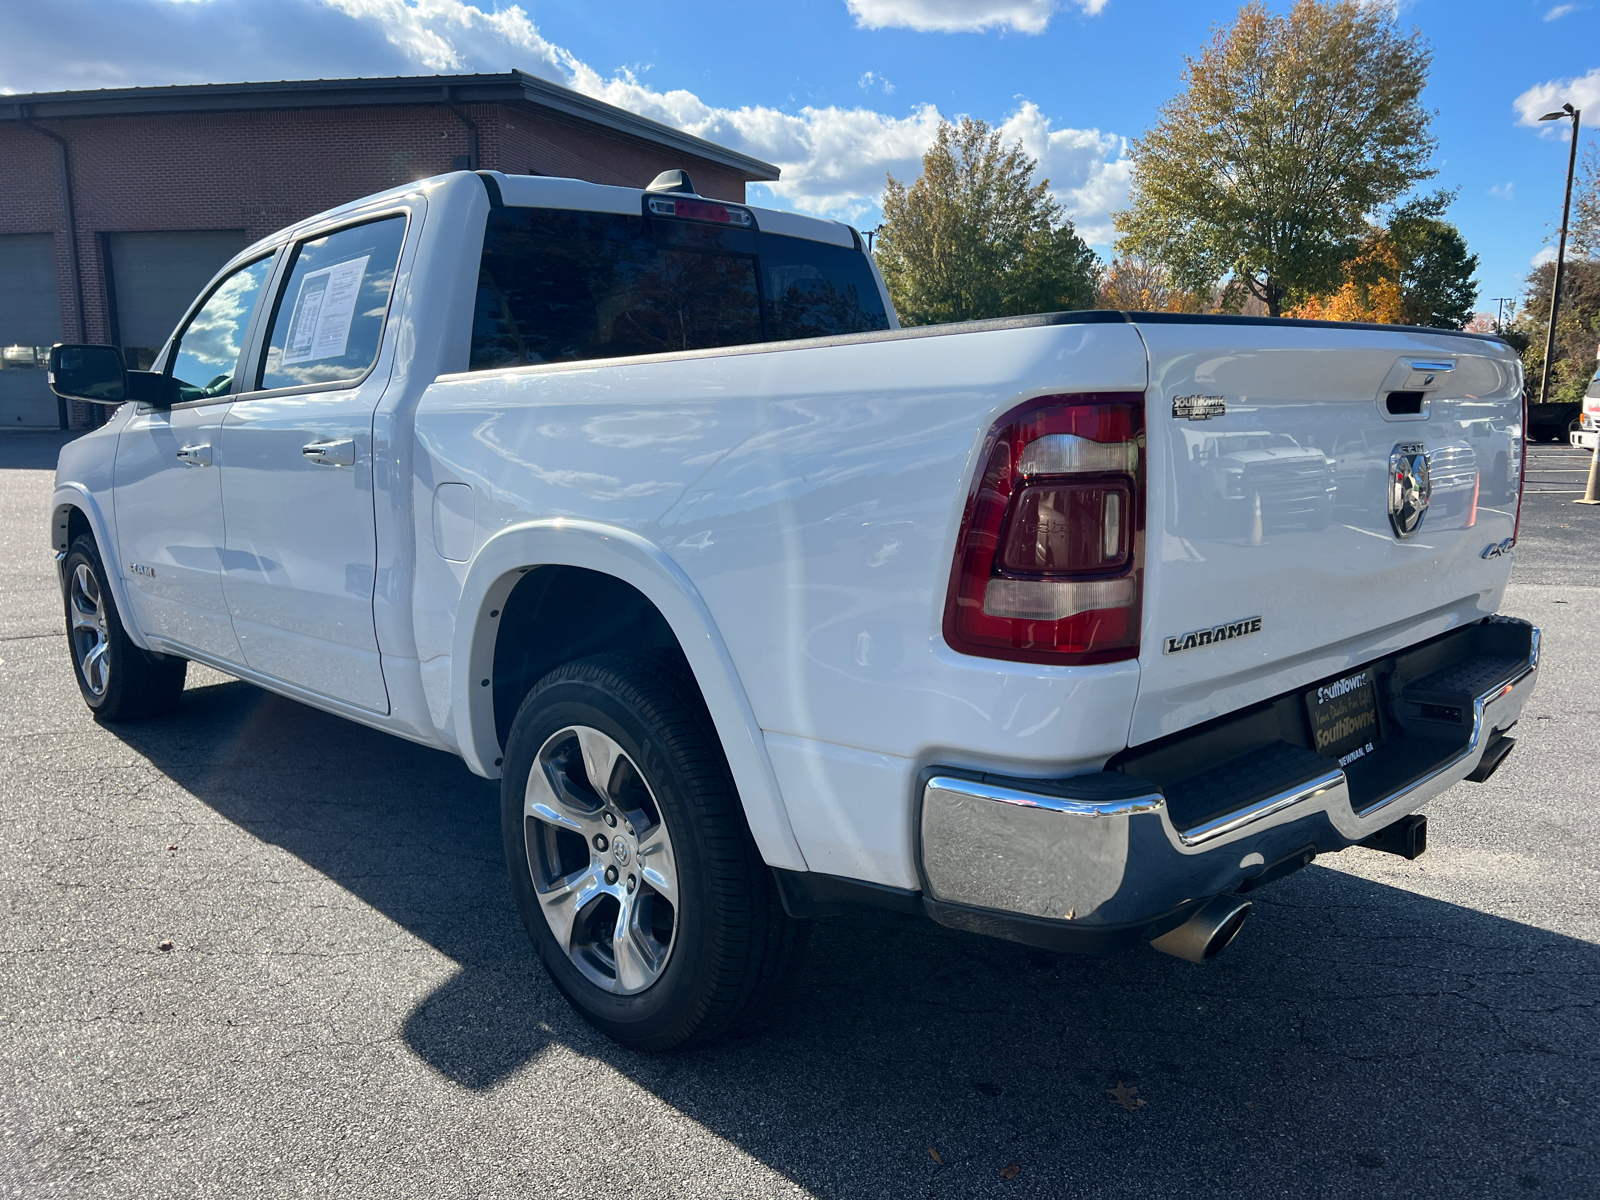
[168,257,274,402]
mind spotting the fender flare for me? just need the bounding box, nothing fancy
[451,519,808,873]
[50,484,151,652]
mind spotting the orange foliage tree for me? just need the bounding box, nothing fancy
[1286,238,1403,323]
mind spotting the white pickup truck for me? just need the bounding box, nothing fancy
[48,169,1539,1049]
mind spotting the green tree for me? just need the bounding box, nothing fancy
[1306,190,1479,327]
[1115,0,1437,316]
[1386,191,1479,328]
[1517,259,1600,406]
[876,117,1097,325]
[1515,138,1600,404]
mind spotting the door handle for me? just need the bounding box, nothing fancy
[302,438,355,467]
[175,443,212,467]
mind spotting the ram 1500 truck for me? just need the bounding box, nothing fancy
[47,170,1539,1050]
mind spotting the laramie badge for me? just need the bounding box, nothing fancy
[1163,615,1262,654]
[1388,442,1431,539]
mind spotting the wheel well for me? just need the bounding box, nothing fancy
[58,505,92,554]
[491,566,686,750]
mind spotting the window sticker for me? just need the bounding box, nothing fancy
[280,256,369,366]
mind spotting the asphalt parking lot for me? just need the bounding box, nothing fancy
[2,431,1597,1199]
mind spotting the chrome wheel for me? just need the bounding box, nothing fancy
[523,725,680,995]
[69,563,111,697]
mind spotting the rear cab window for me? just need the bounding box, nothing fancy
[471,203,888,370]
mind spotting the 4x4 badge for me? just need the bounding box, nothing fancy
[1480,537,1514,559]
[1388,442,1431,539]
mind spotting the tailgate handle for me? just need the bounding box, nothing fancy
[1403,359,1454,390]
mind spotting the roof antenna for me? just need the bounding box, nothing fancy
[645,169,696,195]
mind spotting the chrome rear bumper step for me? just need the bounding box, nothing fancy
[916,617,1539,953]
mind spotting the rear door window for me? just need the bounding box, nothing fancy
[257,215,407,392]
[471,208,888,371]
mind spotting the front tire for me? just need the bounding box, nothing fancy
[501,653,793,1051]
[62,534,187,722]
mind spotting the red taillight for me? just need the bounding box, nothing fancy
[943,393,1145,665]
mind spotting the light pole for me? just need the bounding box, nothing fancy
[1536,103,1580,409]
[1491,297,1512,332]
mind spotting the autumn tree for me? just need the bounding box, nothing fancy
[1518,140,1600,403]
[876,117,1098,325]
[1570,141,1600,259]
[1115,0,1437,316]
[1517,259,1600,407]
[1287,191,1478,327]
[1096,256,1210,313]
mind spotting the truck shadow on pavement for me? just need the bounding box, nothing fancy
[0,430,78,470]
[107,676,1598,1198]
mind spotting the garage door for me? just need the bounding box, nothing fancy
[0,234,64,429]
[107,231,247,370]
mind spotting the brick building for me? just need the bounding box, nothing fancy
[0,72,779,428]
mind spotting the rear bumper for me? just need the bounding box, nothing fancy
[917,617,1539,952]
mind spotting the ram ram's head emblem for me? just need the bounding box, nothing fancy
[1388,443,1431,539]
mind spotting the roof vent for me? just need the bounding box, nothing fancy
[645,169,697,195]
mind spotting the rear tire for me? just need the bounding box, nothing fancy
[501,652,794,1051]
[62,534,187,722]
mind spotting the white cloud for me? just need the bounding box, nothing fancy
[998,101,1129,242]
[1490,182,1514,199]
[319,0,567,74]
[558,61,940,217]
[1544,4,1581,20]
[0,0,1131,244]
[843,0,1105,36]
[1532,246,1558,266]
[544,18,1129,233]
[858,70,896,94]
[1514,66,1600,126]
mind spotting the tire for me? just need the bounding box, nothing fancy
[501,652,794,1051]
[62,534,187,722]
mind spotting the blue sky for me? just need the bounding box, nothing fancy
[4,0,1598,314]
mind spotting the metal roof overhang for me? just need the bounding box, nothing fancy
[1,70,779,182]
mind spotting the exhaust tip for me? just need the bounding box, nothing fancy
[1148,894,1252,963]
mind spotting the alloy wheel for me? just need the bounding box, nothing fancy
[523,725,680,995]
[69,563,111,697]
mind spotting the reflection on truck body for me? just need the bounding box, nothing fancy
[1180,428,1335,536]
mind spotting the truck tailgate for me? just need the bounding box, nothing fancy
[1130,320,1523,746]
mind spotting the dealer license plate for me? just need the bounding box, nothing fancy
[1305,668,1381,767]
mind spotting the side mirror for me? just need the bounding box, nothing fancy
[48,344,126,404]
[47,345,182,407]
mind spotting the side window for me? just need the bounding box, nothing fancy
[257,215,406,392]
[167,257,273,401]
[472,208,762,370]
[757,233,890,341]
